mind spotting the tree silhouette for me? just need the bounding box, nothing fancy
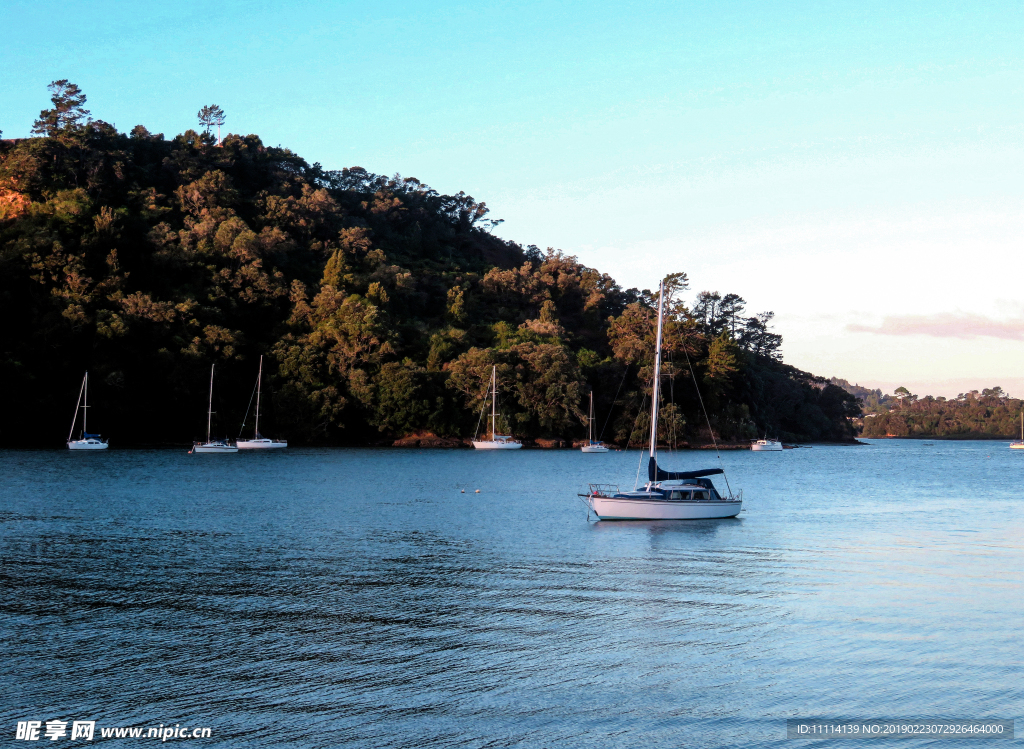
[197,104,226,144]
[720,293,746,336]
[32,80,91,139]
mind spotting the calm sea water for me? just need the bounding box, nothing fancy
[2,441,1021,747]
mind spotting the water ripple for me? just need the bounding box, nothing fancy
[1,443,1021,747]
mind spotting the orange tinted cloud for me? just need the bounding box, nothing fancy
[848,313,1024,340]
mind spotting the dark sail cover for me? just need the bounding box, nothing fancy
[648,457,724,482]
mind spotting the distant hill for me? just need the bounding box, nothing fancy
[830,376,1024,438]
[830,378,892,413]
[858,387,1023,438]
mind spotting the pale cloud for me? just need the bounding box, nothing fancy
[848,313,1024,340]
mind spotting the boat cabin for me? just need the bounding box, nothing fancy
[612,477,725,501]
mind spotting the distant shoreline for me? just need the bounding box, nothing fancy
[0,438,878,450]
[861,434,1020,441]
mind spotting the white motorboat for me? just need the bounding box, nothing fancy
[472,365,522,450]
[192,363,238,454]
[579,280,742,520]
[237,356,287,450]
[1011,413,1024,450]
[67,371,109,450]
[581,390,609,452]
[751,438,783,451]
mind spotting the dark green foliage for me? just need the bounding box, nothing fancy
[859,389,1024,438]
[0,81,859,446]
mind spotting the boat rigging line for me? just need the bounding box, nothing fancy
[67,371,88,442]
[666,356,677,453]
[472,376,491,441]
[237,375,260,439]
[681,344,735,499]
[623,393,647,490]
[598,363,630,442]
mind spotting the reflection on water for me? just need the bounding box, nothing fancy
[588,516,739,538]
[2,442,1022,747]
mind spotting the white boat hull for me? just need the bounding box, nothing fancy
[591,495,742,520]
[581,445,609,453]
[1011,442,1024,450]
[751,441,783,451]
[193,443,238,453]
[472,440,522,450]
[237,439,288,449]
[68,439,108,450]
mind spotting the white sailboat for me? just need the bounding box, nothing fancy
[1011,412,1024,450]
[751,437,783,451]
[472,365,522,450]
[237,356,287,449]
[579,280,742,520]
[67,371,109,450]
[581,390,610,452]
[192,363,238,454]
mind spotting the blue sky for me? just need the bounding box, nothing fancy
[4,1,1024,396]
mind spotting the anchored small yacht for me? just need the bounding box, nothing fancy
[582,465,742,520]
[751,438,783,451]
[581,390,609,452]
[192,363,238,454]
[67,371,109,450]
[472,365,522,450]
[579,281,742,520]
[237,356,287,450]
[1011,413,1024,450]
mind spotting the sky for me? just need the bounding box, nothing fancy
[3,0,1024,398]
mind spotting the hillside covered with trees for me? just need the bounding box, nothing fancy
[0,81,860,447]
[830,378,893,413]
[858,386,1024,439]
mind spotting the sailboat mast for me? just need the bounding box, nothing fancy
[648,281,665,462]
[491,365,497,441]
[68,371,87,442]
[254,356,263,438]
[589,391,594,442]
[82,371,89,436]
[207,363,215,443]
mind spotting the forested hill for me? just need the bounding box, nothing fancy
[0,81,860,447]
[859,387,1024,439]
